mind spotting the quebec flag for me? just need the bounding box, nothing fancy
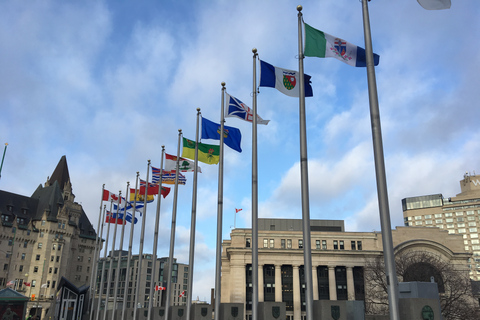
[259,60,313,98]
[225,93,270,125]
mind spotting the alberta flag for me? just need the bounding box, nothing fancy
[259,60,313,98]
[304,23,380,67]
[225,93,269,125]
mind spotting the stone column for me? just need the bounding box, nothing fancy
[312,266,318,300]
[328,266,337,300]
[258,264,264,302]
[275,264,282,302]
[346,266,355,301]
[293,265,301,320]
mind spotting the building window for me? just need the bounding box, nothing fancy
[351,241,356,250]
[316,240,321,249]
[445,213,453,217]
[23,241,28,248]
[52,281,56,288]
[456,212,464,216]
[76,265,82,272]
[424,215,432,219]
[281,239,286,249]
[19,265,23,272]
[34,266,38,273]
[339,241,344,250]
[56,256,60,262]
[51,256,54,262]
[49,267,52,274]
[3,264,7,271]
[53,244,56,250]
[287,239,292,249]
[21,253,25,260]
[38,243,42,249]
[263,239,268,248]
[54,268,58,274]
[269,239,274,248]
[322,240,327,250]
[246,238,251,248]
[434,213,442,218]
[334,241,338,250]
[32,280,36,287]
[414,216,422,220]
[357,241,362,250]
[298,239,303,249]
[36,255,40,261]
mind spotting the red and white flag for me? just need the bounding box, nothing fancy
[179,290,185,297]
[235,208,242,213]
[103,189,121,203]
[155,285,166,291]
[6,280,14,286]
[24,282,31,287]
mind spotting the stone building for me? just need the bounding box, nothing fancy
[0,156,97,319]
[402,173,480,279]
[220,218,471,320]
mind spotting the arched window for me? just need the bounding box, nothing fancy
[403,262,444,293]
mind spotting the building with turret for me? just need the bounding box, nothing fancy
[0,156,98,319]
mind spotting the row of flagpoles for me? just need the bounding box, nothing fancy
[88,3,399,320]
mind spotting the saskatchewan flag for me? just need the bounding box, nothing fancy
[182,138,220,165]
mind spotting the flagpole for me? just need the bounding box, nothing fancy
[122,173,140,320]
[361,1,400,319]
[186,109,201,320]
[251,49,259,320]
[296,6,314,320]
[89,184,105,320]
[148,147,165,320]
[165,129,183,320]
[103,193,122,320]
[96,204,111,320]
[112,185,128,320]
[0,143,7,179]
[214,84,226,320]
[133,160,151,320]
[92,203,107,320]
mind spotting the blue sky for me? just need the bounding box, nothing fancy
[1,0,479,302]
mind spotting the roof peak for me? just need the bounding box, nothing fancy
[47,155,71,191]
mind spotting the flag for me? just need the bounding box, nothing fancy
[41,283,48,288]
[151,166,162,184]
[139,180,159,196]
[182,138,220,165]
[225,93,270,125]
[102,189,121,203]
[24,282,31,287]
[179,290,185,297]
[105,212,126,225]
[304,23,380,67]
[165,153,201,173]
[160,186,171,198]
[259,60,313,97]
[130,188,154,203]
[6,280,14,286]
[109,210,138,224]
[201,117,242,153]
[155,285,166,291]
[162,171,187,185]
[235,208,242,213]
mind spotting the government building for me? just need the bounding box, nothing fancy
[0,156,98,319]
[220,218,472,320]
[402,173,480,279]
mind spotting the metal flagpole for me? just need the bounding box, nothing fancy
[103,193,122,320]
[0,143,7,179]
[165,130,183,320]
[112,185,128,320]
[122,173,140,320]
[96,204,111,320]
[186,109,201,320]
[214,84,226,320]
[89,185,106,320]
[133,160,151,320]
[251,49,259,320]
[296,6,314,320]
[148,148,165,320]
[361,1,400,319]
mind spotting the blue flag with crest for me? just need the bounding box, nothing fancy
[201,117,242,153]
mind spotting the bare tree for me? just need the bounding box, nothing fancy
[364,251,480,320]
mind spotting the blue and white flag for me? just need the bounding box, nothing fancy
[225,93,270,125]
[259,60,313,97]
[201,117,242,153]
[110,210,138,224]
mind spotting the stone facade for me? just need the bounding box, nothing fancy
[220,218,470,320]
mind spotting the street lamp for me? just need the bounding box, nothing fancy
[417,0,451,10]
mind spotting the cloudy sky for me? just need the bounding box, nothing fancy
[1,0,479,302]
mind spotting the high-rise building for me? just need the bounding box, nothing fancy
[402,173,480,279]
[95,252,189,311]
[220,218,470,320]
[0,156,98,319]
